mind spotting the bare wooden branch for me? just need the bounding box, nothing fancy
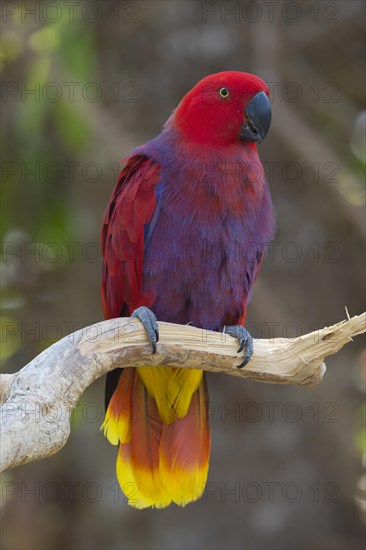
[1,312,365,473]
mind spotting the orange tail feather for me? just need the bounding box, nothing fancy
[159,375,210,506]
[102,369,210,509]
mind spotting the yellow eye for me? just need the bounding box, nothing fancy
[219,87,229,99]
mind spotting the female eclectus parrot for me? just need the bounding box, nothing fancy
[101,71,275,509]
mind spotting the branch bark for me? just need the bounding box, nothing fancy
[1,312,365,473]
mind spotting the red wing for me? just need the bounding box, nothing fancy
[101,155,161,320]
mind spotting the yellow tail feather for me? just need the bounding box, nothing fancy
[103,368,210,509]
[137,366,202,423]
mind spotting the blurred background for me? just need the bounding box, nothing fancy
[1,1,365,549]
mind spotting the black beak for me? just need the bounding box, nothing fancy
[240,91,271,144]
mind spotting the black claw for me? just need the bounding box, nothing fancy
[131,306,159,354]
[237,341,245,354]
[224,325,254,369]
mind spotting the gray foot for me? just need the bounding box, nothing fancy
[225,325,253,368]
[131,306,159,353]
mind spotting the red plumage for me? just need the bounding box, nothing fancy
[101,155,161,319]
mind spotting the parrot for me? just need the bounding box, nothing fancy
[101,71,275,509]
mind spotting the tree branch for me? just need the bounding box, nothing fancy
[1,312,365,472]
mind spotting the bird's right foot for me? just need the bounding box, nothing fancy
[131,306,159,353]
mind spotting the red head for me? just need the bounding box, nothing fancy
[173,71,271,148]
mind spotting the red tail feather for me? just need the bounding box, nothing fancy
[104,370,211,509]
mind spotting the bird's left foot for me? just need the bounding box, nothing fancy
[131,306,159,354]
[224,325,253,368]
